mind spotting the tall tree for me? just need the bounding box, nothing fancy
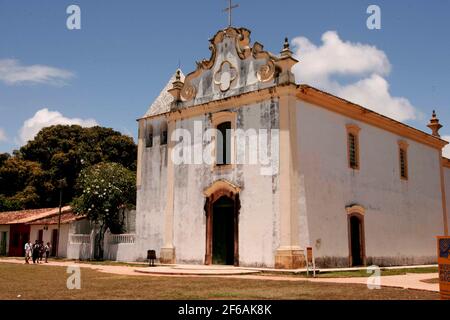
[4,125,137,210]
[72,162,136,259]
[0,157,46,211]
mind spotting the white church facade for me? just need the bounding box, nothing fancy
[133,27,450,268]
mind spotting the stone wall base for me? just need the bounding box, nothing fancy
[275,247,306,269]
[160,247,176,264]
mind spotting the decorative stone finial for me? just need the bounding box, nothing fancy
[168,69,184,102]
[427,109,443,137]
[276,37,298,84]
[280,37,293,57]
[284,37,289,49]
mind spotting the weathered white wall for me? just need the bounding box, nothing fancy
[104,243,137,262]
[67,220,93,260]
[296,100,445,267]
[30,220,90,258]
[136,100,280,267]
[30,224,70,257]
[135,117,168,261]
[67,242,91,260]
[0,225,9,256]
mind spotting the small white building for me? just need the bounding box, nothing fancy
[28,209,90,257]
[0,206,82,257]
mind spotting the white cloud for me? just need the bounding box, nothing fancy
[442,135,450,159]
[292,31,419,122]
[0,128,7,143]
[0,59,74,86]
[19,108,98,144]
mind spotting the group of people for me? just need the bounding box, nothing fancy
[24,240,52,264]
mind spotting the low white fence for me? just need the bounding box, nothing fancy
[69,234,91,244]
[108,233,136,244]
[67,229,136,262]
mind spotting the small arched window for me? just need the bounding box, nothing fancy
[216,121,231,166]
[211,111,236,169]
[160,121,168,145]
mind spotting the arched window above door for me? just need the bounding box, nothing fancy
[211,111,236,169]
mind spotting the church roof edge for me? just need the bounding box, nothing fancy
[138,82,448,150]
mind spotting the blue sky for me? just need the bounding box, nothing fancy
[0,0,450,153]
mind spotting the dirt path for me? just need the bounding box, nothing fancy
[0,258,439,292]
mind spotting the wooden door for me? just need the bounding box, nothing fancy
[8,224,30,257]
[51,229,58,257]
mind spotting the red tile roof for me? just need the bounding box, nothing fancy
[0,206,73,225]
[27,212,86,225]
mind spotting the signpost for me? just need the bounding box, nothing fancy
[437,236,450,300]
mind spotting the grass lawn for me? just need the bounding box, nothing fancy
[0,263,439,300]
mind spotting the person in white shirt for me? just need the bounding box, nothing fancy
[44,242,51,263]
[24,240,32,264]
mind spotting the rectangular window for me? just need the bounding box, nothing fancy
[146,127,153,148]
[348,133,358,169]
[346,124,361,170]
[398,141,409,180]
[216,121,231,166]
[161,130,167,145]
[160,122,168,146]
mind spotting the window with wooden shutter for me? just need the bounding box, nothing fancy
[398,140,409,180]
[346,124,361,170]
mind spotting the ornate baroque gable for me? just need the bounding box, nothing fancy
[169,27,298,109]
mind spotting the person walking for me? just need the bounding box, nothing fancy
[44,242,51,263]
[39,241,44,262]
[24,240,32,264]
[32,240,40,264]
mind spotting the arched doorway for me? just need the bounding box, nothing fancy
[346,205,366,267]
[204,180,241,266]
[350,216,363,266]
[212,196,235,265]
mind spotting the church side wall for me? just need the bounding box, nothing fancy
[135,118,168,261]
[296,100,444,267]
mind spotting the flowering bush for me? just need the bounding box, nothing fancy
[72,162,136,259]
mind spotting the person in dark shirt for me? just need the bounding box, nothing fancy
[32,240,40,264]
[39,241,45,262]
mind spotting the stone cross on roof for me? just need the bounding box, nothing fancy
[223,0,239,27]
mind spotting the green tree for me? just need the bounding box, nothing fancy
[72,162,136,259]
[17,125,137,208]
[0,157,46,210]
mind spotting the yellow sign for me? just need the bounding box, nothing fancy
[437,236,450,300]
